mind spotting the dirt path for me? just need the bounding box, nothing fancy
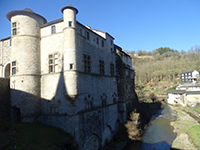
[170,106,199,150]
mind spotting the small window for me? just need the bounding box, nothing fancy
[86,32,90,40]
[101,40,104,47]
[51,25,56,34]
[12,22,17,35]
[12,22,16,28]
[70,63,73,70]
[83,54,91,73]
[99,60,105,75]
[111,40,113,45]
[49,53,58,73]
[12,28,17,35]
[69,21,72,27]
[12,61,16,75]
[96,38,99,45]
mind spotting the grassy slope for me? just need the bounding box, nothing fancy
[136,80,178,102]
[188,125,200,148]
[1,122,78,150]
[171,106,200,149]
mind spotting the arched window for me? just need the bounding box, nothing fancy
[4,63,10,78]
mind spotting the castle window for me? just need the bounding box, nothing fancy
[12,61,16,75]
[50,106,58,114]
[70,63,73,70]
[110,63,114,76]
[83,54,91,73]
[97,38,99,45]
[49,53,58,73]
[101,40,104,47]
[69,21,72,27]
[12,22,16,28]
[12,29,17,35]
[51,25,56,34]
[99,60,105,75]
[12,22,17,35]
[86,32,90,40]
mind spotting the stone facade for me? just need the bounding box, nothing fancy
[0,37,11,78]
[0,4,135,149]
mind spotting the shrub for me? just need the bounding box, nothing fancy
[149,93,157,102]
[125,112,141,140]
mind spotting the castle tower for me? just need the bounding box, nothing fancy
[61,4,79,98]
[6,8,47,122]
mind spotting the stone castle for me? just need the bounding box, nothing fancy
[0,4,135,149]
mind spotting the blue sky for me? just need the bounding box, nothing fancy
[1,0,200,52]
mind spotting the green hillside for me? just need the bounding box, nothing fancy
[129,46,200,100]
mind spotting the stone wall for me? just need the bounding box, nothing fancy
[0,37,11,78]
[185,94,200,106]
[0,78,10,120]
[115,45,135,112]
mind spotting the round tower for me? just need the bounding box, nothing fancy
[6,8,47,122]
[61,4,79,98]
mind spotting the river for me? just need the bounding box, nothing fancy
[126,103,177,150]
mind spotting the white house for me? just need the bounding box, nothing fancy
[167,86,200,106]
[167,90,186,106]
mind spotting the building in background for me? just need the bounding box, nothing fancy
[180,70,199,84]
[167,84,200,107]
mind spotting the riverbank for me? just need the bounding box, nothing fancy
[170,105,200,150]
[103,101,162,150]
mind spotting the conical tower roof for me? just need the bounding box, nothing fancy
[61,4,78,14]
[6,7,47,23]
[22,8,34,13]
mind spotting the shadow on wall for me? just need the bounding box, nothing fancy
[9,67,124,150]
[10,65,72,121]
[0,78,10,120]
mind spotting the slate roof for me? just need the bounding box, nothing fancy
[177,84,200,88]
[167,89,200,95]
[167,90,185,94]
[40,18,63,28]
[186,91,200,95]
[181,70,199,74]
[61,4,78,14]
[6,8,47,23]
